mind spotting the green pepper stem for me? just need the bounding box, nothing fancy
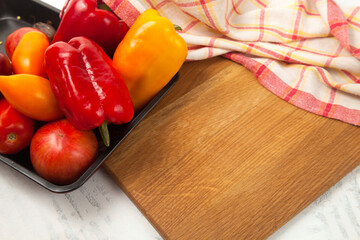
[99,120,110,147]
[174,24,182,31]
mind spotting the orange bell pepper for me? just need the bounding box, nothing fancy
[11,31,49,77]
[0,74,63,121]
[112,9,188,111]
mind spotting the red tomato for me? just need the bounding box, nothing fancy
[0,99,35,154]
[5,27,41,59]
[30,119,98,185]
[0,53,12,75]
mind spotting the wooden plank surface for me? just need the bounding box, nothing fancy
[103,56,360,240]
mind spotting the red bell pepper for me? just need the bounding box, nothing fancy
[45,37,134,146]
[52,0,129,56]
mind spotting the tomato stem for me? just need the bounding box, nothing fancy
[99,120,110,147]
[7,133,17,143]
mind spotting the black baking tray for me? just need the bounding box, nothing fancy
[0,0,178,192]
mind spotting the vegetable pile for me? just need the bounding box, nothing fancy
[0,0,187,185]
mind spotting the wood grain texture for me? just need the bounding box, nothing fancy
[103,56,360,240]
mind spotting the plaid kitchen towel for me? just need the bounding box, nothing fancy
[103,0,360,125]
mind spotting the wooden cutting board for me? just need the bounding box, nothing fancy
[103,56,360,240]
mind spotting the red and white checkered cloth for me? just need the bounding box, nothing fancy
[104,0,360,125]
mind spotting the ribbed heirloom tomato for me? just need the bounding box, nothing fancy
[0,99,35,154]
[30,119,98,185]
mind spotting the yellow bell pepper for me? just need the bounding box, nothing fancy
[112,9,188,111]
